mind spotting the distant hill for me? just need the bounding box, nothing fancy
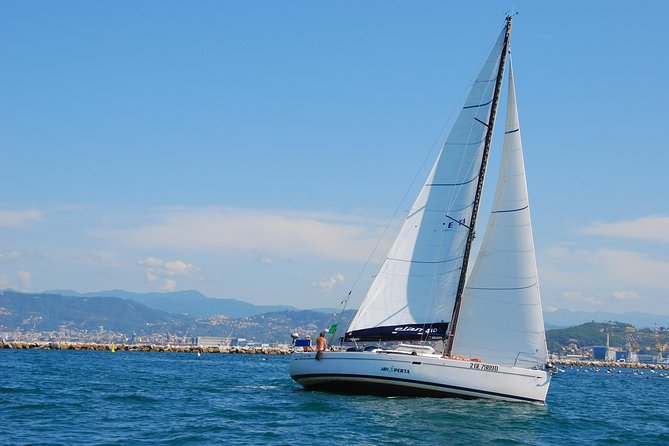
[545,321,669,353]
[546,321,631,352]
[543,309,669,329]
[46,289,296,318]
[44,288,669,328]
[0,290,190,334]
[207,309,358,344]
[0,291,356,344]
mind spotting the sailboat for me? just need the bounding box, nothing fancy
[289,16,551,404]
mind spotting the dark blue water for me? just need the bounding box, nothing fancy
[2,350,668,445]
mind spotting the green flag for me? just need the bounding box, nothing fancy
[327,324,337,334]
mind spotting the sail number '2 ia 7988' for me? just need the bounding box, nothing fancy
[469,362,499,372]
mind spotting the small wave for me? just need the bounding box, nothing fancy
[103,394,160,403]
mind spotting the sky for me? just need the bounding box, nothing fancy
[1,1,668,315]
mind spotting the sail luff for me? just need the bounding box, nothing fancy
[444,15,513,356]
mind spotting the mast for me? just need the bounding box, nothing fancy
[445,16,513,356]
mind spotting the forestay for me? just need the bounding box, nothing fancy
[345,28,508,342]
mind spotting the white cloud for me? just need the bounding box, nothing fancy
[102,207,385,263]
[0,251,23,263]
[593,250,669,290]
[0,209,42,228]
[312,272,345,292]
[18,270,32,291]
[139,257,199,276]
[160,279,177,292]
[0,275,11,288]
[562,290,583,302]
[579,215,669,243]
[612,290,639,301]
[138,256,200,291]
[560,290,602,306]
[255,251,273,266]
[543,247,669,291]
[72,251,117,266]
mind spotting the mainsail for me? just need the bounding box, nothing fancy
[451,60,548,367]
[345,27,508,341]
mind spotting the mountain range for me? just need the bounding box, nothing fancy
[0,290,189,334]
[0,290,352,343]
[46,289,297,318]
[46,289,669,328]
[3,288,669,339]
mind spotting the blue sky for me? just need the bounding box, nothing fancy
[1,1,668,315]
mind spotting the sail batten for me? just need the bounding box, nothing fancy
[491,205,528,213]
[463,99,494,109]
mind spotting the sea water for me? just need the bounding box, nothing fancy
[1,350,668,445]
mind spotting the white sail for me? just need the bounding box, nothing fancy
[451,60,548,368]
[346,29,507,340]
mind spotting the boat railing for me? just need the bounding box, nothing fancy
[513,351,540,368]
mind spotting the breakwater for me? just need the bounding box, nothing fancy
[552,358,669,371]
[1,340,291,355]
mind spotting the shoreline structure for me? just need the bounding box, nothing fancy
[3,340,669,370]
[1,340,290,355]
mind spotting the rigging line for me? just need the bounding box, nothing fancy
[325,290,350,345]
[340,83,471,316]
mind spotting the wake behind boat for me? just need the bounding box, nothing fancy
[289,16,551,404]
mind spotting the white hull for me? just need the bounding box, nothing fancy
[289,351,550,404]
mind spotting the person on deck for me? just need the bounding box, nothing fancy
[303,335,313,352]
[316,332,327,351]
[315,332,327,360]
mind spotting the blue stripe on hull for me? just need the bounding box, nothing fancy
[292,373,543,404]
